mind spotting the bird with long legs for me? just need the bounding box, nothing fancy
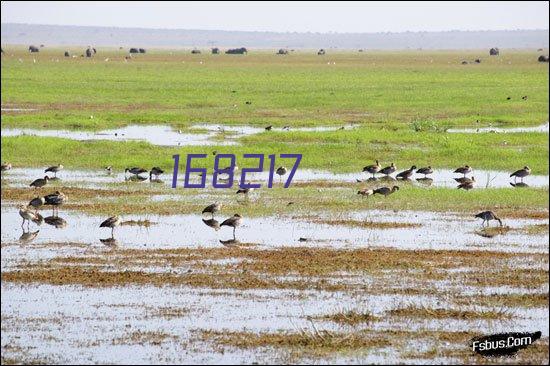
[510,166,531,183]
[475,211,503,227]
[18,205,43,229]
[362,160,381,178]
[44,191,66,216]
[202,203,222,219]
[221,214,243,240]
[100,216,122,237]
[45,164,63,178]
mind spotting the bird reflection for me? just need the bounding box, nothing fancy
[219,239,241,247]
[100,237,118,247]
[19,229,39,243]
[202,218,220,231]
[379,175,397,182]
[510,182,529,188]
[149,178,163,184]
[366,177,379,182]
[44,215,68,229]
[125,175,148,182]
[416,177,434,186]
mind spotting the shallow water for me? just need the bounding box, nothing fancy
[1,123,358,147]
[448,122,549,134]
[1,206,547,256]
[3,166,548,189]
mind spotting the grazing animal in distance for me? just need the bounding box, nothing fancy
[510,166,531,183]
[30,176,50,189]
[475,211,502,227]
[396,165,417,180]
[100,216,122,237]
[362,160,381,178]
[373,186,400,197]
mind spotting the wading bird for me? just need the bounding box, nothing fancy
[28,196,45,211]
[125,167,148,176]
[30,176,50,189]
[1,162,12,172]
[510,166,531,183]
[373,186,400,197]
[475,211,503,227]
[380,163,396,177]
[221,214,243,239]
[396,165,416,180]
[454,165,472,178]
[276,166,287,182]
[100,216,122,237]
[45,164,63,178]
[357,188,374,198]
[44,191,66,215]
[18,205,43,229]
[362,160,381,178]
[202,203,222,219]
[150,167,164,179]
[416,166,433,178]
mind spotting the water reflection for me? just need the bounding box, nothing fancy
[99,237,118,246]
[44,215,68,229]
[510,182,530,188]
[219,239,241,247]
[125,175,148,182]
[202,218,220,231]
[19,229,39,243]
[416,177,434,186]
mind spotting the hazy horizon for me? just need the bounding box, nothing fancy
[1,1,548,33]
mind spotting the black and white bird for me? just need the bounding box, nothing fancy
[276,166,287,182]
[221,214,243,239]
[45,164,63,178]
[125,167,148,176]
[150,167,164,179]
[44,191,66,215]
[28,196,45,211]
[357,188,374,198]
[510,166,531,183]
[100,216,122,237]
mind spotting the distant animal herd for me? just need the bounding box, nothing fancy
[0,45,542,62]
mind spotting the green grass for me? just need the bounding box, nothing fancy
[2,49,548,130]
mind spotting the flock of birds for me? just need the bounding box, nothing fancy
[1,159,535,242]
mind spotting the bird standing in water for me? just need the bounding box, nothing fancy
[362,160,381,178]
[510,166,531,183]
[202,203,222,219]
[475,211,503,227]
[221,214,243,239]
[45,164,63,178]
[100,216,122,237]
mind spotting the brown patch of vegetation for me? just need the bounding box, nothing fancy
[111,330,176,346]
[307,218,421,229]
[315,310,377,325]
[388,305,511,320]
[452,293,548,308]
[521,223,549,235]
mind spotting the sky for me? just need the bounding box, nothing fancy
[1,1,548,33]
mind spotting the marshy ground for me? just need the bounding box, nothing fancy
[1,48,549,364]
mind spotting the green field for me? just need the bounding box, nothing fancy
[1,48,549,174]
